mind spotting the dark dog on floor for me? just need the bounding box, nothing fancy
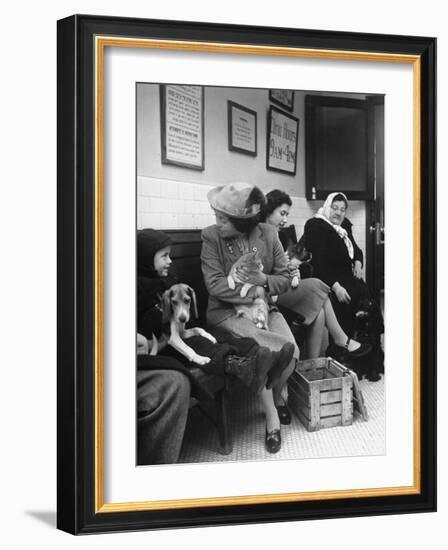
[327,282,384,382]
[351,292,384,381]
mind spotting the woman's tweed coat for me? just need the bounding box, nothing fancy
[201,222,290,326]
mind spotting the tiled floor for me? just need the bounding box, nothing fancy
[179,375,385,464]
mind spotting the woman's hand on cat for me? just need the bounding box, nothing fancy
[235,266,267,286]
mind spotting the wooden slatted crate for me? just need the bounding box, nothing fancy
[288,357,354,431]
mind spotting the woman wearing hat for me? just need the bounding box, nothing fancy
[201,182,299,454]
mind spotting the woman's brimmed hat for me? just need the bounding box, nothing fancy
[207,182,262,219]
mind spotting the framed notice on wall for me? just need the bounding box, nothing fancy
[269,88,294,111]
[160,84,204,170]
[266,106,299,175]
[227,100,257,156]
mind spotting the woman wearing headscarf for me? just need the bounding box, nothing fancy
[201,182,299,454]
[303,192,364,337]
[263,189,370,359]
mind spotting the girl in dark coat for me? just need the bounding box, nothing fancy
[303,192,364,337]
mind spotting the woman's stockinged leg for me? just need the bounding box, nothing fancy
[305,308,325,358]
[260,387,280,432]
[323,298,361,352]
[272,358,296,405]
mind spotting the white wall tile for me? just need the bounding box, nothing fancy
[149,179,162,197]
[141,212,162,229]
[161,197,173,213]
[194,184,211,201]
[172,200,184,214]
[138,196,151,213]
[179,183,194,200]
[164,214,179,229]
[138,177,160,197]
[163,181,179,199]
[185,200,197,214]
[179,214,190,227]
[146,197,161,213]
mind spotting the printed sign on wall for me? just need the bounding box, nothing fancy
[267,106,299,175]
[161,85,204,170]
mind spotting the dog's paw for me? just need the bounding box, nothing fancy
[204,333,217,344]
[291,276,299,288]
[192,354,211,365]
[195,328,217,344]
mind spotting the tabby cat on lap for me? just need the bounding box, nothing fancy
[227,251,269,330]
[227,250,264,297]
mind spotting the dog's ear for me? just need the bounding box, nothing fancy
[161,289,172,324]
[186,285,198,319]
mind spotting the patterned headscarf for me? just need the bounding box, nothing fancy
[315,192,354,259]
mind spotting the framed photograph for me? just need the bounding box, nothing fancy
[266,106,299,174]
[227,100,257,156]
[269,88,295,111]
[57,15,436,535]
[160,84,205,170]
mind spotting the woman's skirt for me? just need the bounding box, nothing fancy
[276,277,330,325]
[215,310,300,360]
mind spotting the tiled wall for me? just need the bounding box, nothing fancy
[137,176,367,274]
[137,176,215,230]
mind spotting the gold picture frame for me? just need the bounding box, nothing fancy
[57,15,436,534]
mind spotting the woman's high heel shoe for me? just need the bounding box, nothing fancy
[275,404,292,425]
[335,338,371,359]
[265,428,281,453]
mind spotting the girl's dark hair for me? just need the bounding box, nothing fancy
[262,189,292,221]
[229,186,265,235]
[332,193,348,208]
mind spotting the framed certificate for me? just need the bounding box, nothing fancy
[228,100,257,156]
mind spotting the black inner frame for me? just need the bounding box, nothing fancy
[57,14,436,535]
